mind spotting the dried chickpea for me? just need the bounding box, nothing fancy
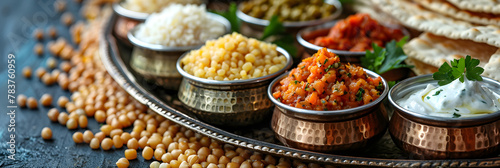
[95,110,106,123]
[179,161,189,168]
[159,163,169,168]
[57,96,69,107]
[47,26,57,38]
[33,28,44,40]
[53,0,66,12]
[150,161,160,168]
[240,161,252,168]
[73,132,84,143]
[138,136,149,149]
[61,12,74,26]
[47,108,59,122]
[121,133,132,145]
[23,67,32,78]
[116,158,129,168]
[100,125,112,135]
[94,132,106,142]
[127,138,139,150]
[34,43,44,56]
[161,153,173,163]
[17,94,27,108]
[40,94,53,106]
[60,61,72,72]
[83,130,94,143]
[90,137,100,149]
[57,112,69,125]
[154,148,165,161]
[47,57,57,69]
[41,73,56,85]
[66,118,78,129]
[142,146,154,160]
[207,163,218,168]
[78,115,88,128]
[27,97,38,109]
[41,127,52,140]
[125,149,137,160]
[101,138,113,150]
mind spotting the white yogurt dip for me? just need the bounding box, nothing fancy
[397,77,500,118]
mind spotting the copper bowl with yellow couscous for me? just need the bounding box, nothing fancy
[176,33,293,126]
[128,11,231,90]
[267,48,389,153]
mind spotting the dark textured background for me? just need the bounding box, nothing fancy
[0,0,151,167]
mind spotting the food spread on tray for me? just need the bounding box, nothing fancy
[310,13,405,52]
[272,48,383,110]
[121,0,202,13]
[180,32,287,80]
[239,0,337,22]
[398,56,500,118]
[134,4,225,46]
[13,0,500,167]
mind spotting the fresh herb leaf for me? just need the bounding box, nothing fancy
[432,89,443,96]
[294,80,298,84]
[261,15,285,41]
[432,55,484,86]
[272,35,298,56]
[325,65,334,72]
[452,113,461,118]
[355,88,365,101]
[211,3,240,33]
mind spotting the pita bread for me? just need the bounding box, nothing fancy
[372,0,500,48]
[403,33,500,81]
[417,0,500,26]
[351,0,401,25]
[447,0,500,14]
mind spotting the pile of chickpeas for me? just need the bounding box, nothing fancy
[181,33,288,81]
[240,0,337,22]
[21,1,333,168]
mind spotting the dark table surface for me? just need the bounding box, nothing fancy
[0,0,151,167]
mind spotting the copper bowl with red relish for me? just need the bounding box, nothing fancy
[297,13,406,65]
[267,48,389,153]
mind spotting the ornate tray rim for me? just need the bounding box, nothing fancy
[99,13,500,167]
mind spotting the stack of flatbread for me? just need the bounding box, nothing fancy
[353,0,500,81]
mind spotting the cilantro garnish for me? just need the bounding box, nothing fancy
[432,55,484,86]
[452,113,461,118]
[432,89,443,96]
[355,88,365,101]
[361,36,413,74]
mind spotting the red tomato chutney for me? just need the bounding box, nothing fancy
[310,13,404,52]
[272,48,383,110]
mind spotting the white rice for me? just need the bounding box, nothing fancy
[122,0,202,13]
[135,4,226,47]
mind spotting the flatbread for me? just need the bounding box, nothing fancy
[403,32,500,81]
[447,0,500,14]
[372,0,500,48]
[351,0,400,25]
[417,0,500,26]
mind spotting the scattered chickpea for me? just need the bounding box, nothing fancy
[23,67,32,78]
[89,138,100,149]
[58,112,69,125]
[73,132,84,143]
[95,110,106,123]
[57,96,69,107]
[79,115,88,128]
[53,0,66,12]
[41,127,52,140]
[94,132,106,142]
[60,61,72,73]
[40,93,53,107]
[127,138,139,150]
[116,158,129,168]
[150,161,160,168]
[34,43,44,56]
[35,67,47,78]
[27,97,38,109]
[17,94,27,108]
[66,118,78,129]
[101,138,113,150]
[47,108,60,122]
[47,57,57,69]
[61,12,74,26]
[124,149,137,160]
[33,28,43,40]
[143,146,154,160]
[113,135,123,149]
[83,130,94,143]
[47,26,58,39]
[159,163,169,168]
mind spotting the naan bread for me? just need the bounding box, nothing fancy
[417,0,500,26]
[372,0,500,48]
[404,33,500,81]
[447,0,500,14]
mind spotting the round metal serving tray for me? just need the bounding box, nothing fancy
[99,13,500,167]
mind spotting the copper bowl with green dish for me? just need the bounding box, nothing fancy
[176,47,293,126]
[388,74,500,159]
[267,69,390,153]
[127,13,231,90]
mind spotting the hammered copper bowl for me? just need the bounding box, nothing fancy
[236,0,342,32]
[176,47,293,126]
[112,2,148,47]
[127,13,231,90]
[267,69,389,153]
[388,74,500,159]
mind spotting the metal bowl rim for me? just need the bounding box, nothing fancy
[127,12,231,52]
[388,74,500,125]
[267,68,389,117]
[296,20,411,56]
[176,47,293,86]
[236,0,342,28]
[112,3,149,21]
